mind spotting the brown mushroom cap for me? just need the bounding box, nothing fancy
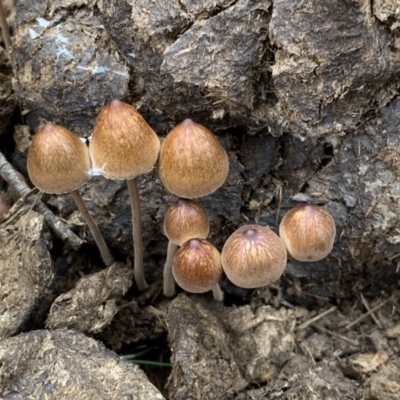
[279,204,336,262]
[27,123,90,194]
[158,119,229,198]
[221,224,287,289]
[172,239,222,293]
[89,99,160,180]
[164,198,209,246]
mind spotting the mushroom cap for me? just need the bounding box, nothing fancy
[173,239,222,293]
[158,119,229,198]
[164,198,209,246]
[89,99,160,180]
[27,123,90,194]
[279,204,336,262]
[221,224,287,289]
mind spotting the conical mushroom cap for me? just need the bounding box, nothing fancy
[89,99,161,180]
[221,224,287,288]
[27,123,90,194]
[158,119,229,198]
[164,198,209,246]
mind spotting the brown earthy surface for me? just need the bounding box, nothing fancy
[1,1,400,399]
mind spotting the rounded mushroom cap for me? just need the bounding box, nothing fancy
[158,119,229,198]
[164,198,209,246]
[27,123,90,194]
[173,239,222,293]
[279,204,336,262]
[221,224,287,289]
[89,99,160,180]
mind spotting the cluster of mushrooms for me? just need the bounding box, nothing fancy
[26,99,336,300]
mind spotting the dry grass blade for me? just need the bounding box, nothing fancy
[312,324,360,347]
[360,293,382,328]
[296,306,337,330]
[345,297,393,331]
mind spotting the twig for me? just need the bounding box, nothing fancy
[0,150,83,249]
[302,343,316,365]
[360,293,382,329]
[345,297,393,331]
[0,0,13,64]
[296,306,337,330]
[312,324,360,347]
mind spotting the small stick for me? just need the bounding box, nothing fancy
[302,343,316,365]
[345,297,393,331]
[296,306,337,330]
[312,324,360,347]
[388,253,399,261]
[0,150,83,249]
[360,293,382,329]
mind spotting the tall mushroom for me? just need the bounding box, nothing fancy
[89,99,160,290]
[158,119,228,299]
[27,123,114,266]
[163,198,209,296]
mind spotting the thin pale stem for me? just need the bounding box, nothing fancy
[126,178,148,291]
[163,240,178,297]
[211,283,224,302]
[70,190,114,266]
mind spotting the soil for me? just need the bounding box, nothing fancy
[1,1,400,399]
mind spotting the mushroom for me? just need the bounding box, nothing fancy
[279,204,336,262]
[173,238,224,301]
[163,198,209,296]
[158,119,229,198]
[27,123,114,266]
[89,99,160,290]
[221,224,287,288]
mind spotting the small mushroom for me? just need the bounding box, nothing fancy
[221,224,287,288]
[27,123,114,266]
[173,238,223,301]
[89,99,160,290]
[158,119,229,198]
[163,198,209,297]
[279,204,336,262]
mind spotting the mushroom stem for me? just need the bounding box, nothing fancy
[126,178,148,291]
[211,283,224,302]
[70,190,114,266]
[163,240,178,297]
